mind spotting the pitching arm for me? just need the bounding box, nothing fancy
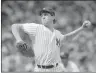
[61,20,91,42]
[63,27,84,41]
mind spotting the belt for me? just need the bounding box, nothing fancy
[37,63,58,69]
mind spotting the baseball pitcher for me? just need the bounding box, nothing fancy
[11,7,92,72]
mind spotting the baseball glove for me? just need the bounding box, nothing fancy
[16,41,34,57]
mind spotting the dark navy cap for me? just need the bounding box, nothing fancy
[39,7,55,16]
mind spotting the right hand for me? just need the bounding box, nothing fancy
[82,20,91,29]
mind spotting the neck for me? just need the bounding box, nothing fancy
[64,63,68,67]
[44,23,54,32]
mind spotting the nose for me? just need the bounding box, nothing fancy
[42,15,46,19]
[42,17,45,20]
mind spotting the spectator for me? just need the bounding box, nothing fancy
[61,52,80,72]
[25,63,34,72]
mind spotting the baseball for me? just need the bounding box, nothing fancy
[82,20,91,28]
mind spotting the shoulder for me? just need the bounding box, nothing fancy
[55,29,63,37]
[21,23,43,29]
[55,29,61,34]
[21,23,40,27]
[12,23,40,28]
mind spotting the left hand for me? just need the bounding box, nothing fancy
[82,20,92,29]
[16,41,34,57]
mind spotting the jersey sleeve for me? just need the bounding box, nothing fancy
[21,23,39,36]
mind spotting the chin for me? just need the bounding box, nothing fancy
[44,24,48,26]
[43,22,48,25]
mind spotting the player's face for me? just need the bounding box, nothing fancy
[41,13,54,25]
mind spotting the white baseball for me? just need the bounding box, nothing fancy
[83,20,91,28]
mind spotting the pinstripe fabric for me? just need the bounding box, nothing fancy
[20,23,65,72]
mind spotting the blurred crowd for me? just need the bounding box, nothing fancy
[1,1,96,72]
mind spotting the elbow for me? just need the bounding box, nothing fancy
[11,24,19,30]
[11,24,15,32]
[11,24,15,30]
[11,24,19,33]
[11,24,17,29]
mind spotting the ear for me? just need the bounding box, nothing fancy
[53,19,56,24]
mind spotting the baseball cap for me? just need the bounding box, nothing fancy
[39,7,55,16]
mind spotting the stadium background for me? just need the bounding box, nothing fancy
[1,1,96,72]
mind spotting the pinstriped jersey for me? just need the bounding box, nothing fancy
[20,23,64,65]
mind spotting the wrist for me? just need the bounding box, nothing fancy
[16,40,23,43]
[78,26,84,32]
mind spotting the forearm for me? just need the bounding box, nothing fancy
[63,26,84,41]
[11,24,23,42]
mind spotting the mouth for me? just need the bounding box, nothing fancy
[43,18,45,20]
